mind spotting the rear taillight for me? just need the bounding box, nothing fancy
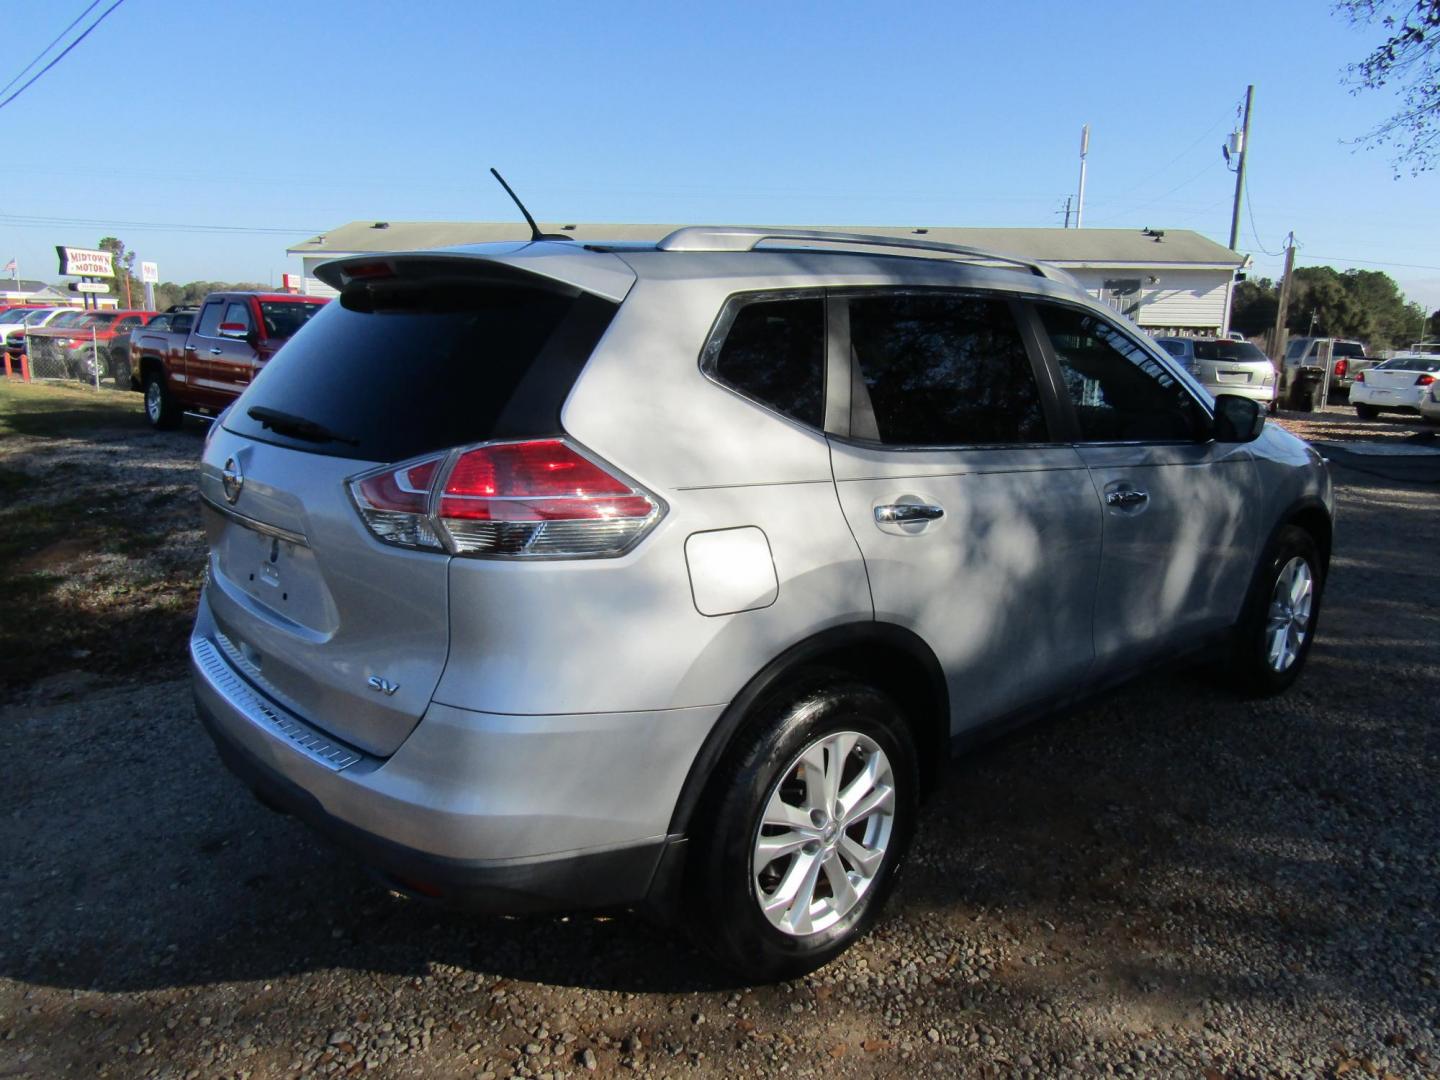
[1355,370,1366,383]
[348,439,662,559]
[1417,374,1436,387]
[1334,359,1348,379]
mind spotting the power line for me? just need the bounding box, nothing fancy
[0,0,127,113]
[0,0,102,99]
[0,213,320,237]
[1242,177,1284,257]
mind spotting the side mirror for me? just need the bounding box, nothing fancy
[1212,394,1265,443]
[217,321,249,339]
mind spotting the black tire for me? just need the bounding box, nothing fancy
[1355,403,1379,420]
[1228,525,1324,697]
[685,675,919,981]
[142,370,181,430]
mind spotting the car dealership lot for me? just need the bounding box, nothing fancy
[1,383,1437,1079]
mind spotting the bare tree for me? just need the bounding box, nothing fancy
[1336,0,1440,174]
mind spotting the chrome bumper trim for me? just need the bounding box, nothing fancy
[191,635,361,771]
[199,494,309,548]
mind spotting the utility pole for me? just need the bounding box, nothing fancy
[1076,124,1090,228]
[1270,232,1296,364]
[1059,195,1074,228]
[1228,84,1254,251]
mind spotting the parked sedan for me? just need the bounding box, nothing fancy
[1,307,68,363]
[1155,337,1278,410]
[1350,355,1440,418]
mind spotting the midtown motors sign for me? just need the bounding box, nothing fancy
[55,246,114,277]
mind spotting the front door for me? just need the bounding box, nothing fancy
[827,290,1102,736]
[1026,301,1260,670]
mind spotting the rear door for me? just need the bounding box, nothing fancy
[826,290,1101,735]
[184,300,230,408]
[1027,300,1260,670]
[196,262,620,756]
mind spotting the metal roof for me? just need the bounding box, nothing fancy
[288,222,1247,269]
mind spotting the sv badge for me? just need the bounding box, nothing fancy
[367,675,401,696]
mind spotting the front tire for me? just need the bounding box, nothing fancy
[1228,525,1324,696]
[686,676,919,981]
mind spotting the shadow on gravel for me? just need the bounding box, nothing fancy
[1,469,1435,1030]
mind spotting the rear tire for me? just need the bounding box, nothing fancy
[685,675,919,981]
[143,371,181,430]
[1227,525,1324,697]
[1355,403,1379,420]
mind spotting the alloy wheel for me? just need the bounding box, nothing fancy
[751,730,896,937]
[1265,555,1313,672]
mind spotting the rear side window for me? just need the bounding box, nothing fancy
[223,280,617,462]
[704,296,824,427]
[848,292,1047,446]
[196,303,224,337]
[1036,303,1205,442]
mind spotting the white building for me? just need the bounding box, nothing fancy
[287,223,1248,334]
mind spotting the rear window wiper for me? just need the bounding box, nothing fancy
[247,406,359,446]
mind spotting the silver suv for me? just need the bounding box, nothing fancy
[192,229,1333,980]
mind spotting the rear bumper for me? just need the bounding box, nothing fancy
[1350,384,1426,411]
[190,602,720,912]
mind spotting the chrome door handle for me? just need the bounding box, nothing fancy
[209,348,223,355]
[184,344,197,352]
[875,503,945,523]
[1106,489,1149,508]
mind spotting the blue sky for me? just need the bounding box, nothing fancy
[3,0,1438,314]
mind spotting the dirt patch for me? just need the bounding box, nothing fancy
[0,380,206,697]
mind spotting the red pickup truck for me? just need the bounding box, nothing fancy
[131,292,327,429]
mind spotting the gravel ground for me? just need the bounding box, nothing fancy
[1,397,1438,1080]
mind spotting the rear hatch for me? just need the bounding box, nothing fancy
[197,253,625,756]
[1193,340,1275,388]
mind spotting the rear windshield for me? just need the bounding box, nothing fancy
[1156,339,1187,357]
[1377,357,1440,372]
[223,281,617,462]
[1333,342,1366,358]
[1193,340,1268,362]
[258,300,326,339]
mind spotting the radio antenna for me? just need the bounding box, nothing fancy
[489,167,573,242]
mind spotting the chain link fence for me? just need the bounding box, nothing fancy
[13,322,137,391]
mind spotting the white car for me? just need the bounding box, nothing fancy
[1350,355,1440,419]
[1,307,68,356]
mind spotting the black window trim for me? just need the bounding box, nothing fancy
[826,285,1072,453]
[1021,295,1218,449]
[697,288,830,437]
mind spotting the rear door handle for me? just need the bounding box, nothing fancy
[184,344,197,352]
[1105,489,1149,508]
[209,348,223,355]
[875,503,945,523]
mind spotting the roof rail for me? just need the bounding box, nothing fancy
[655,226,1063,280]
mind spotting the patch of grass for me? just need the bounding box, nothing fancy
[0,379,143,441]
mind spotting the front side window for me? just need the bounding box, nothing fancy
[1036,303,1206,442]
[222,301,251,329]
[704,296,825,428]
[848,292,1047,446]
